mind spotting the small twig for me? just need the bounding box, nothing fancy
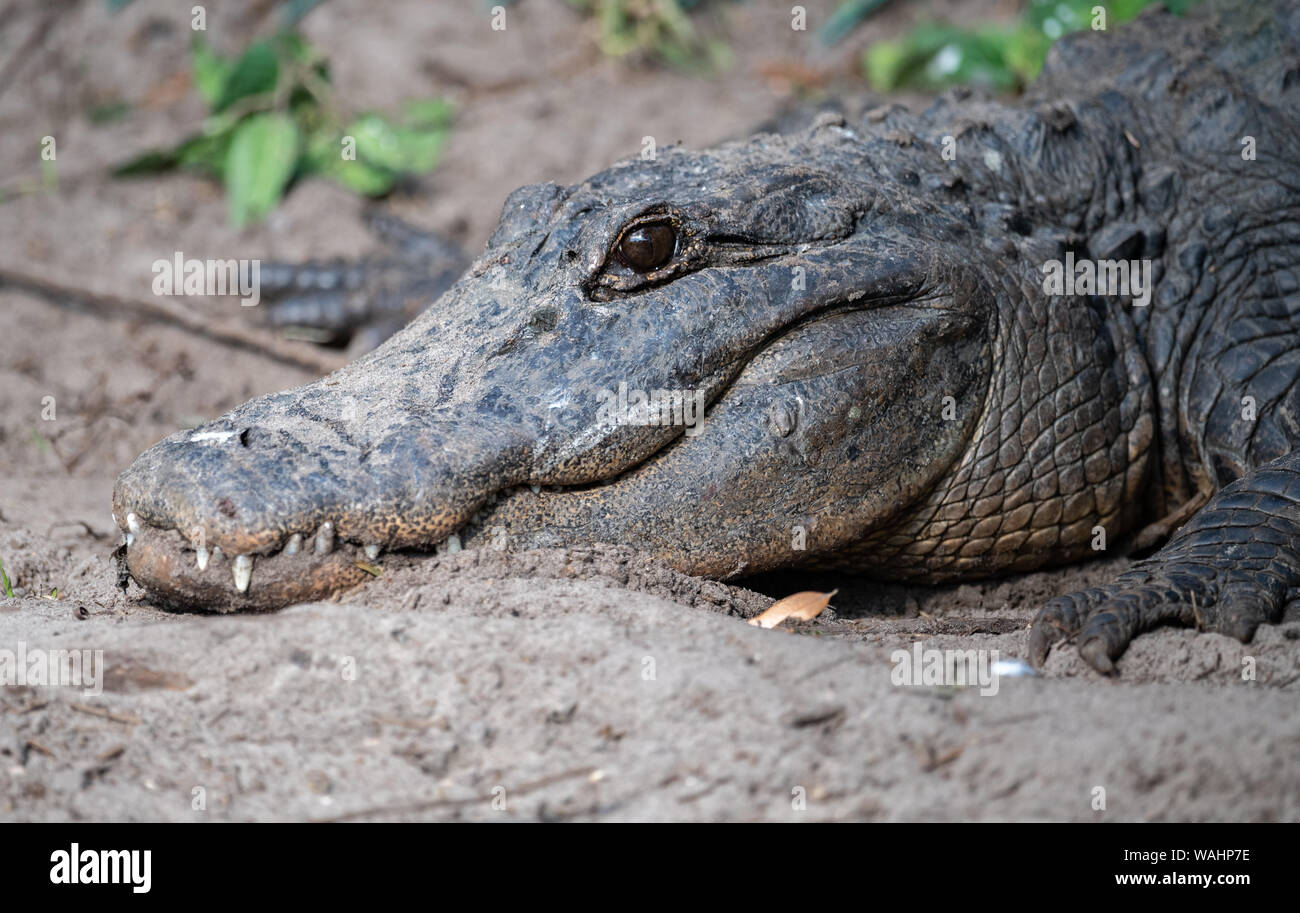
[25,738,56,759]
[0,267,344,376]
[317,766,598,822]
[45,520,111,541]
[97,745,127,763]
[69,702,142,726]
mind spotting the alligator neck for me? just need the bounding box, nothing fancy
[832,91,1168,581]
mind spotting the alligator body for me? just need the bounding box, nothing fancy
[114,2,1300,672]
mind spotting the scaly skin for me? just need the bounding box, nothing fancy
[113,1,1300,673]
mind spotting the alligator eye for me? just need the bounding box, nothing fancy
[616,222,675,273]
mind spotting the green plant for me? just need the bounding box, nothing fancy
[567,0,731,73]
[0,557,14,598]
[114,31,453,227]
[863,0,1202,92]
[818,0,892,47]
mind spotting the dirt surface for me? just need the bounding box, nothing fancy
[2,0,1299,822]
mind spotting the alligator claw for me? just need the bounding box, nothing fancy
[1076,637,1116,676]
[1029,454,1300,673]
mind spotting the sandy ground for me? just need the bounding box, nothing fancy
[1,0,1298,822]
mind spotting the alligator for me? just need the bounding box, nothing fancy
[113,1,1300,674]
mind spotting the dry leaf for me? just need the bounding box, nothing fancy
[748,589,837,629]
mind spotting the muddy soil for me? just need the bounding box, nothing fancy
[0,0,1297,821]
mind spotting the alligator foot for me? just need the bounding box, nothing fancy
[258,210,466,351]
[1028,450,1300,674]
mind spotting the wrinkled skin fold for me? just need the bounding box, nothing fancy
[115,1,1300,673]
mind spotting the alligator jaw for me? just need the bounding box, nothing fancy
[117,475,569,612]
[121,518,372,612]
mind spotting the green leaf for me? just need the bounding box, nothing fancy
[112,130,231,179]
[214,41,279,112]
[394,127,447,172]
[112,147,181,176]
[225,112,300,227]
[402,98,455,129]
[329,159,398,196]
[818,0,892,47]
[348,114,447,173]
[302,129,397,195]
[0,556,13,599]
[347,114,406,171]
[1002,25,1051,82]
[863,39,908,91]
[191,36,231,108]
[176,131,232,177]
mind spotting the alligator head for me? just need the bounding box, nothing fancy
[114,119,1002,610]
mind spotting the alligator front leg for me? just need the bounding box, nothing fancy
[1028,448,1300,674]
[258,211,466,351]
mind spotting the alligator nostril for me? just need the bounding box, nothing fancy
[769,401,797,437]
[215,497,237,518]
[238,428,252,447]
[528,307,559,333]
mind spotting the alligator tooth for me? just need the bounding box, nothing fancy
[126,513,140,534]
[126,533,134,547]
[284,533,302,556]
[530,485,541,494]
[445,534,462,554]
[196,546,210,572]
[212,546,224,563]
[314,522,335,555]
[364,543,380,560]
[233,554,252,593]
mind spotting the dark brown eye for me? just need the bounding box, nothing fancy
[617,222,675,273]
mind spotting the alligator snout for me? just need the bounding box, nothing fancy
[112,361,537,609]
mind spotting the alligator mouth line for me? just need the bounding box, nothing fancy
[120,448,684,611]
